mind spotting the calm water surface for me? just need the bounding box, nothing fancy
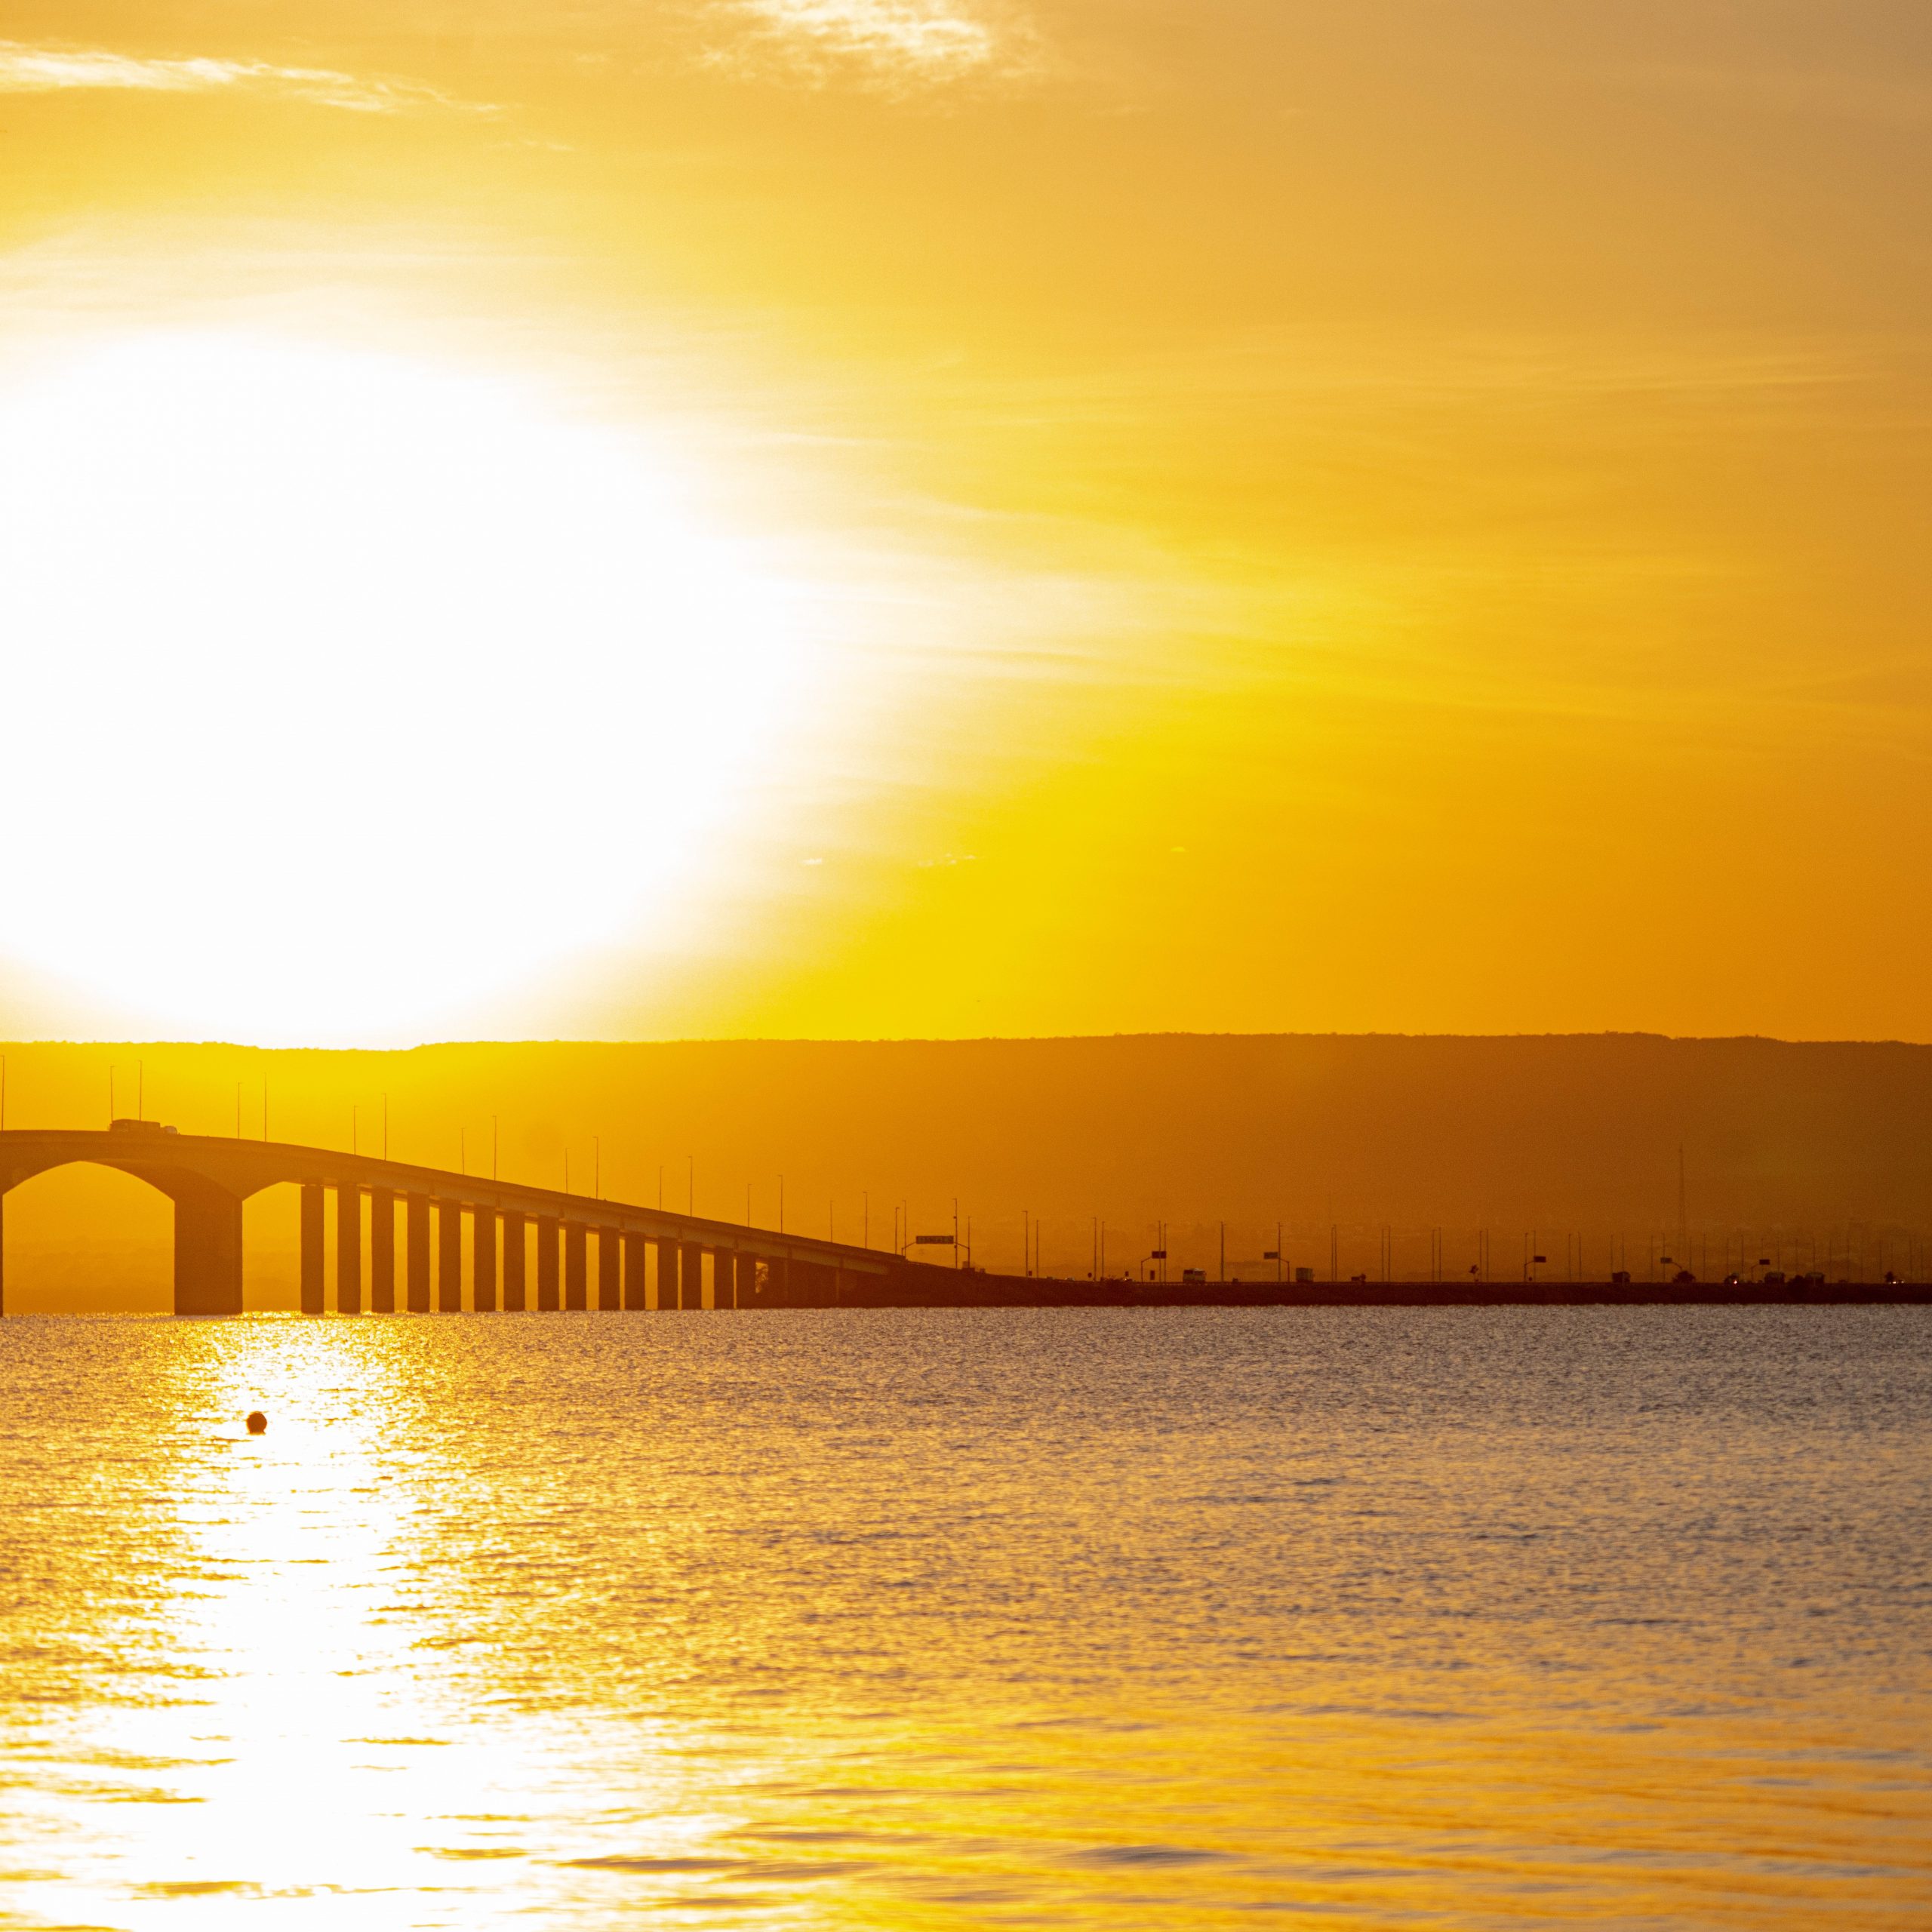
[0,1309,1925,1930]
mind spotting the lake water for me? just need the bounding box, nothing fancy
[0,1308,1925,1929]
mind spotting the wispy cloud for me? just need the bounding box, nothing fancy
[1617,60,1932,130]
[0,42,484,115]
[715,0,1039,90]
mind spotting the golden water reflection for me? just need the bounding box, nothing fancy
[0,1309,1925,1928]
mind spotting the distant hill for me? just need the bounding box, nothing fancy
[2,1034,1927,1308]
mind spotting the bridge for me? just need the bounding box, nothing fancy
[0,1123,905,1315]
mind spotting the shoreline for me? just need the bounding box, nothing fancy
[841,1272,1932,1309]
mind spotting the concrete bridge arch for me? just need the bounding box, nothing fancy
[0,1125,251,1315]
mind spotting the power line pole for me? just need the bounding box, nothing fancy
[1678,1144,1687,1269]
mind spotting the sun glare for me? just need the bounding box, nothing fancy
[0,331,803,1041]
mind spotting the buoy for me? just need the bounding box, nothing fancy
[245,1411,268,1435]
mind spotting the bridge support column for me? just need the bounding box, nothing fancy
[174,1185,244,1317]
[763,1254,788,1307]
[537,1217,560,1309]
[681,1240,704,1309]
[503,1211,527,1311]
[654,1239,677,1309]
[337,1184,361,1314]
[371,1189,395,1313]
[713,1249,736,1310]
[598,1229,620,1310]
[300,1183,325,1314]
[406,1193,431,1312]
[565,1223,588,1309]
[623,1232,649,1309]
[474,1205,497,1312]
[438,1199,463,1312]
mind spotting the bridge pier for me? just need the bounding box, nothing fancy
[407,1192,431,1312]
[503,1211,527,1311]
[475,1205,497,1312]
[300,1182,325,1314]
[623,1231,649,1309]
[537,1216,560,1309]
[173,1183,244,1317]
[805,1260,839,1306]
[371,1189,395,1313]
[654,1239,677,1309]
[681,1239,703,1309]
[714,1247,736,1309]
[438,1200,462,1311]
[598,1229,620,1310]
[565,1223,588,1309]
[337,1184,361,1314]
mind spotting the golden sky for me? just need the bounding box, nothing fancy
[1,2,1927,1044]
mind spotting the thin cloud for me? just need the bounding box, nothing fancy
[1620,60,1932,130]
[0,42,485,115]
[717,0,1040,90]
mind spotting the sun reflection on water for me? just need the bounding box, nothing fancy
[0,1324,731,1927]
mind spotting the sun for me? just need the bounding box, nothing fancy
[0,330,803,1042]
